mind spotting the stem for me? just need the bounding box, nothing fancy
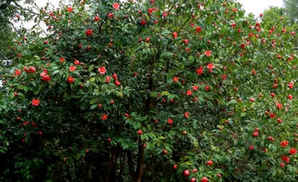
[136,137,145,182]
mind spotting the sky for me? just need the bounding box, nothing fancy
[17,0,284,30]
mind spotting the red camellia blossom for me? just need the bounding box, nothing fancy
[114,80,121,86]
[67,6,73,13]
[24,66,36,73]
[14,69,21,76]
[195,26,202,33]
[204,50,212,57]
[184,112,190,119]
[267,136,274,141]
[167,118,173,125]
[98,66,107,75]
[276,102,283,110]
[137,129,143,135]
[85,29,93,36]
[94,16,100,22]
[172,76,179,83]
[206,160,213,166]
[280,140,289,147]
[105,76,111,83]
[196,66,204,75]
[251,68,256,75]
[40,71,51,82]
[192,85,199,91]
[173,164,178,169]
[252,131,259,137]
[249,145,254,150]
[205,85,210,91]
[288,94,293,100]
[280,162,285,168]
[32,99,40,106]
[172,32,178,39]
[74,59,80,65]
[207,63,214,72]
[281,155,290,163]
[67,76,75,84]
[112,3,120,10]
[69,66,76,72]
[288,81,294,89]
[190,178,196,182]
[112,73,118,80]
[101,114,108,121]
[289,148,297,155]
[186,90,192,96]
[183,39,189,45]
[183,169,190,176]
[201,177,209,182]
[59,57,65,63]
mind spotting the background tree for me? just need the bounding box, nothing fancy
[0,0,297,182]
[284,0,298,22]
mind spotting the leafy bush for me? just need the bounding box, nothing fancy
[0,0,297,181]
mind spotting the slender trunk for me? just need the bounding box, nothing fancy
[136,137,145,182]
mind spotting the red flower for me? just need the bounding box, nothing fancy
[167,118,173,125]
[207,63,214,72]
[251,68,256,75]
[105,76,111,83]
[288,81,294,89]
[201,177,209,182]
[101,114,108,120]
[277,118,283,124]
[172,32,178,39]
[67,76,75,84]
[40,71,51,82]
[192,85,199,91]
[196,66,204,75]
[267,136,274,141]
[94,16,101,22]
[14,69,21,76]
[59,57,65,63]
[69,66,76,72]
[221,74,227,80]
[249,145,254,150]
[137,129,143,135]
[98,66,107,75]
[67,6,73,13]
[281,155,290,163]
[289,148,297,155]
[85,29,93,36]
[280,140,289,147]
[195,26,202,33]
[112,73,118,80]
[114,80,121,86]
[288,94,293,100]
[172,76,179,83]
[186,90,192,96]
[32,99,40,106]
[184,112,190,119]
[74,59,80,65]
[183,39,189,45]
[205,85,210,91]
[280,162,285,168]
[24,66,36,73]
[112,3,120,10]
[204,50,212,57]
[276,102,283,110]
[206,160,213,166]
[252,131,259,137]
[108,12,114,19]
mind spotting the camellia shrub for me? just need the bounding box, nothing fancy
[0,0,297,181]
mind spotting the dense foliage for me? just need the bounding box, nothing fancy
[0,0,297,182]
[284,0,298,23]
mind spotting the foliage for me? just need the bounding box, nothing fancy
[0,0,297,182]
[284,0,298,23]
